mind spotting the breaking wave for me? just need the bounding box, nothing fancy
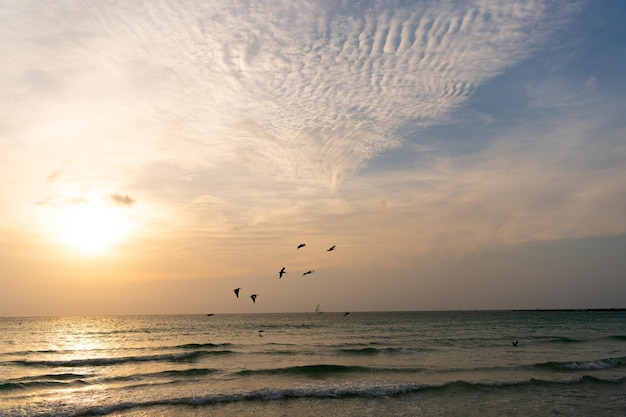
[10,350,233,368]
[15,376,626,417]
[535,356,626,371]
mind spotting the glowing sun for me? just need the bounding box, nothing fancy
[55,202,131,255]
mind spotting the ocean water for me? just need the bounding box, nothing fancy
[1,311,625,417]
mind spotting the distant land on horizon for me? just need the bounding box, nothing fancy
[3,308,626,319]
[509,308,626,312]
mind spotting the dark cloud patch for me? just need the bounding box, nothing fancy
[109,193,136,207]
[46,169,62,183]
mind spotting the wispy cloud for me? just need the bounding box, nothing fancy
[525,77,600,109]
[351,110,626,260]
[35,195,88,208]
[1,0,577,191]
[7,0,613,265]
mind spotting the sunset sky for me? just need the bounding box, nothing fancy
[2,0,625,316]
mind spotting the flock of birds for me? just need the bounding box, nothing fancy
[232,243,336,305]
[226,250,521,345]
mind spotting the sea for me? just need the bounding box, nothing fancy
[1,310,625,417]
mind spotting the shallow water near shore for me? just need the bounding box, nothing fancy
[1,311,625,416]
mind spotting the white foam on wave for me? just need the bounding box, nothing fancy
[564,359,619,370]
[13,376,626,417]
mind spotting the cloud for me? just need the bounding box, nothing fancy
[584,76,598,90]
[352,110,626,260]
[46,169,62,183]
[525,77,599,109]
[35,192,136,209]
[35,195,88,208]
[109,193,136,207]
[7,0,606,265]
[1,0,578,190]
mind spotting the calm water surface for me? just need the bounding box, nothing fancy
[1,311,625,416]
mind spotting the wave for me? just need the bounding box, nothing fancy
[0,378,89,392]
[0,349,61,357]
[233,356,626,379]
[532,335,626,344]
[528,336,584,344]
[173,342,233,350]
[1,373,91,392]
[234,364,425,377]
[548,336,584,344]
[19,376,626,417]
[538,335,626,344]
[535,356,626,371]
[1,343,233,359]
[338,346,429,355]
[153,367,218,378]
[21,372,90,381]
[236,364,371,376]
[104,367,218,384]
[339,347,381,355]
[257,349,305,356]
[1,367,218,393]
[10,350,233,368]
[435,375,626,390]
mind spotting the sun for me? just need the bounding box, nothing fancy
[54,201,131,255]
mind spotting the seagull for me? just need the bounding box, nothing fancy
[233,288,241,298]
[326,245,336,251]
[343,312,350,316]
[302,270,315,276]
[279,267,286,279]
[511,340,519,347]
[250,294,258,303]
[297,243,306,249]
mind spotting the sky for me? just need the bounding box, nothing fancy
[1,0,625,316]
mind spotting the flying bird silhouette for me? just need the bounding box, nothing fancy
[278,267,286,279]
[511,340,519,347]
[302,270,315,276]
[233,288,241,298]
[327,245,335,251]
[343,312,350,316]
[297,243,306,249]
[250,294,258,303]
